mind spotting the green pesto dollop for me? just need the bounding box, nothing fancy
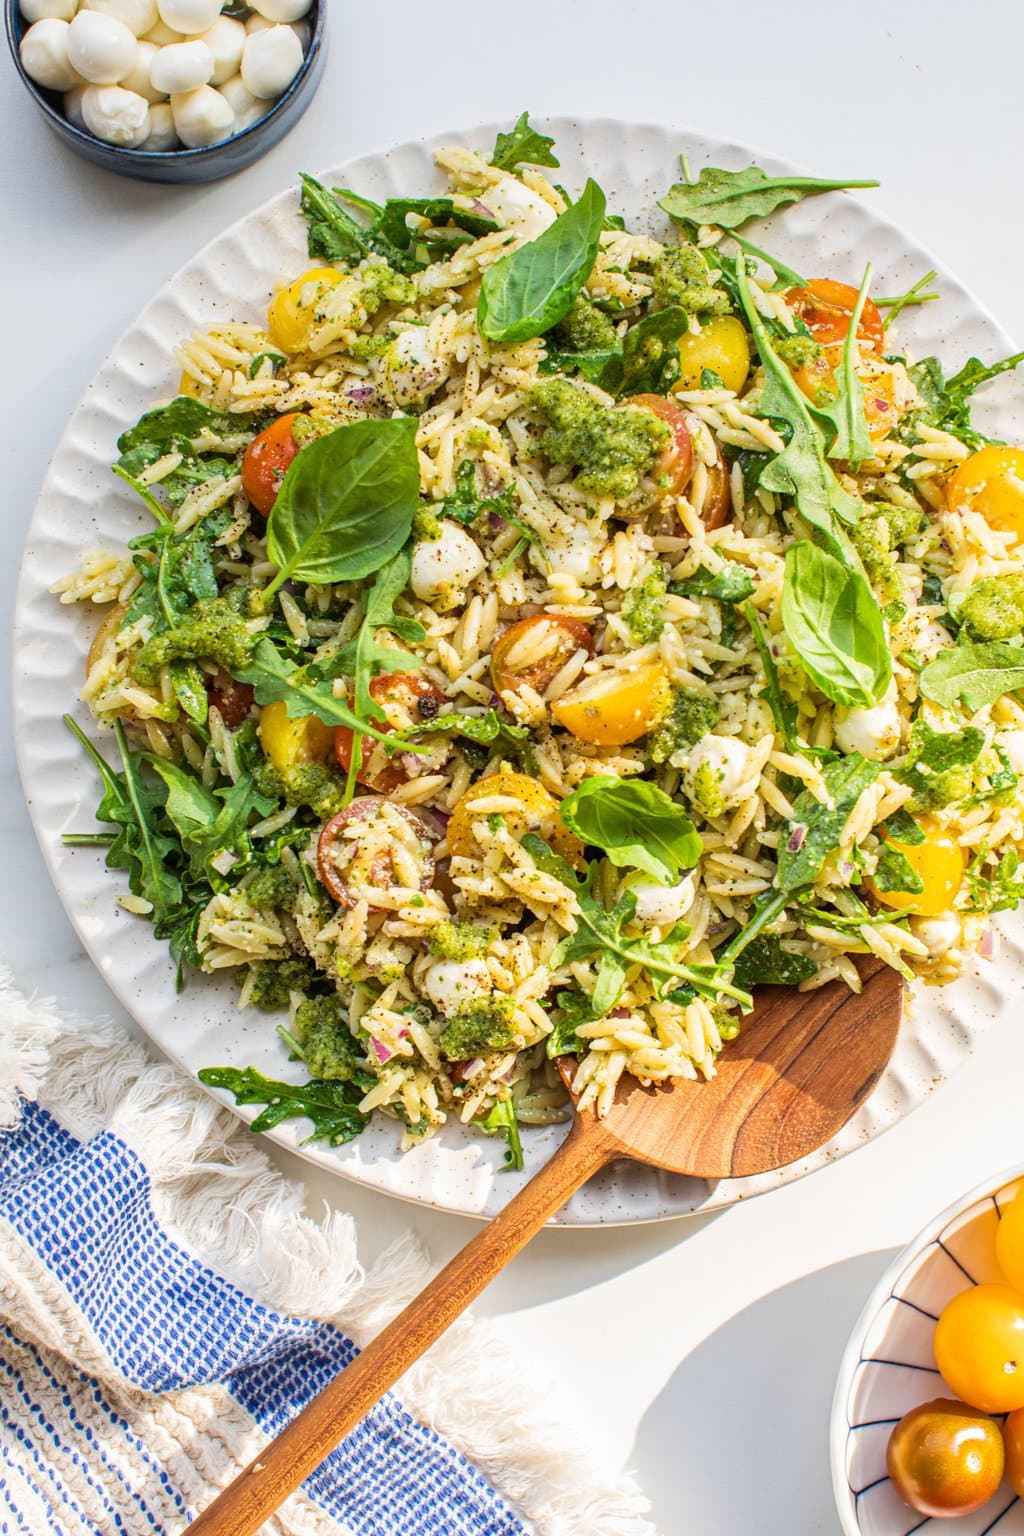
[253,759,347,820]
[412,504,444,541]
[133,591,255,687]
[773,332,825,370]
[246,956,315,1012]
[526,377,668,500]
[897,722,979,812]
[648,688,721,765]
[246,865,298,913]
[850,503,927,603]
[550,294,619,353]
[428,920,496,962]
[295,995,363,1082]
[690,758,727,819]
[358,261,416,311]
[650,244,730,318]
[439,996,518,1061]
[959,574,1024,640]
[622,562,668,643]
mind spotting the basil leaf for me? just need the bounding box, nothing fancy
[781,541,891,707]
[539,344,622,386]
[558,776,702,885]
[732,933,818,988]
[872,842,924,896]
[198,1066,368,1147]
[919,638,1024,712]
[809,264,874,471]
[264,417,420,597]
[490,112,559,173]
[478,179,606,344]
[672,562,755,603]
[659,165,877,232]
[777,753,880,894]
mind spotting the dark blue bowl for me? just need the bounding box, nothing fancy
[4,1,326,183]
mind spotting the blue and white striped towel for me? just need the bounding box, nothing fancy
[0,973,653,1536]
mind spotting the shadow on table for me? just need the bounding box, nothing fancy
[632,1250,899,1536]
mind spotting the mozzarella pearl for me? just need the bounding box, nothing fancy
[20,0,77,22]
[911,913,963,959]
[217,73,262,130]
[81,83,150,145]
[150,37,212,93]
[155,0,218,31]
[139,97,176,148]
[376,327,451,409]
[240,23,302,98]
[170,83,233,146]
[246,13,309,47]
[485,175,558,240]
[627,873,697,929]
[64,83,87,126]
[196,14,244,84]
[66,10,137,83]
[410,521,486,609]
[834,685,902,762]
[119,38,163,100]
[422,959,492,1019]
[79,0,158,36]
[684,735,750,812]
[143,17,180,42]
[249,0,311,19]
[20,18,81,90]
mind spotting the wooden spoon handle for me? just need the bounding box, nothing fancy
[189,1113,615,1536]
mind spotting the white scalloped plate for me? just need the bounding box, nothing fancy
[13,118,1024,1224]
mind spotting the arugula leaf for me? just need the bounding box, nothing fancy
[965,845,1024,914]
[149,759,275,885]
[545,988,593,1057]
[732,933,817,988]
[907,349,1024,450]
[478,178,606,344]
[126,508,231,636]
[659,165,877,232]
[877,270,938,326]
[781,541,891,707]
[249,351,286,378]
[263,417,420,598]
[235,637,403,744]
[116,396,254,514]
[300,173,376,264]
[490,112,559,173]
[118,396,252,457]
[872,842,924,896]
[919,638,1024,713]
[198,1066,369,1146]
[743,602,799,752]
[727,233,806,290]
[539,342,622,386]
[479,1098,524,1171]
[880,808,925,845]
[809,264,873,470]
[778,754,881,893]
[408,708,529,751]
[611,305,688,396]
[557,776,702,885]
[732,259,863,561]
[672,562,755,603]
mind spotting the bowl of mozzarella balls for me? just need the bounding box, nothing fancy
[6,0,325,181]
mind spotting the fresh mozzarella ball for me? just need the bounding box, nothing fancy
[150,38,212,92]
[81,83,150,144]
[246,13,308,47]
[240,23,302,98]
[143,16,180,41]
[66,9,136,82]
[64,83,87,125]
[139,97,175,147]
[627,873,696,929]
[999,730,1024,775]
[196,14,244,84]
[79,0,157,36]
[834,684,902,762]
[250,0,311,19]
[20,18,81,90]
[485,175,557,239]
[410,521,486,609]
[911,913,963,959]
[170,83,233,146]
[20,0,77,22]
[684,734,750,816]
[217,73,262,130]
[544,516,604,584]
[376,327,451,409]
[155,0,218,32]
[421,959,492,1019]
[119,39,162,100]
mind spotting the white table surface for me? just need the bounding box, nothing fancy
[4,3,1024,1530]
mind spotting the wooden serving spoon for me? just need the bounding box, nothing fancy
[190,958,902,1536]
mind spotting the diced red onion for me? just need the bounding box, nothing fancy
[787,824,807,852]
[463,1057,485,1078]
[838,859,855,880]
[346,385,376,404]
[469,200,495,220]
[488,511,508,531]
[372,1039,392,1064]
[611,1007,630,1018]
[978,926,996,959]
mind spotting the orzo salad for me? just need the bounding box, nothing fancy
[56,114,1024,1168]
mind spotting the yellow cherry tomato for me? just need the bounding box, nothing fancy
[258,700,335,776]
[870,817,966,916]
[996,1190,1024,1293]
[551,661,670,747]
[673,315,751,395]
[947,445,1024,544]
[447,772,582,862]
[1003,1407,1024,1495]
[267,266,344,354]
[934,1284,1024,1414]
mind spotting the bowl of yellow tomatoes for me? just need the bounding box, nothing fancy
[833,1168,1024,1532]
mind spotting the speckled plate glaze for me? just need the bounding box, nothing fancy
[832,1167,1024,1534]
[13,118,1024,1224]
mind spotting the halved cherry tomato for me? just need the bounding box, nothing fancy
[447,771,582,862]
[490,615,594,699]
[679,408,732,530]
[334,672,447,793]
[673,314,750,395]
[207,673,255,729]
[934,1284,1024,1414]
[862,368,899,442]
[947,445,1024,545]
[552,660,670,746]
[886,1399,1005,1518]
[317,797,437,909]
[242,413,302,517]
[267,266,344,353]
[625,394,694,503]
[258,699,334,776]
[1003,1407,1024,1495]
[869,817,966,917]
[786,278,885,355]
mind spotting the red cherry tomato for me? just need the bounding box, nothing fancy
[207,673,255,729]
[316,797,438,909]
[785,278,885,356]
[241,413,302,516]
[334,672,447,793]
[490,615,594,699]
[679,408,732,530]
[625,393,695,503]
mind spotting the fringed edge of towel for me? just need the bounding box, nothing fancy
[0,970,656,1536]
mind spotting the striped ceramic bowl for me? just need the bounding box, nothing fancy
[832,1167,1024,1535]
